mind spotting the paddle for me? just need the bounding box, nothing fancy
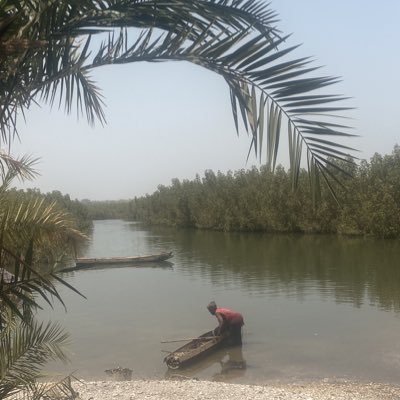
[160,336,220,344]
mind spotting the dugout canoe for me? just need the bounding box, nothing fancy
[164,330,228,369]
[74,251,173,268]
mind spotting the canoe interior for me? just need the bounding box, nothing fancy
[164,330,227,369]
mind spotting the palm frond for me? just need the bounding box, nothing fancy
[0,320,70,399]
[0,188,87,326]
[0,151,39,186]
[85,23,355,194]
[0,0,357,197]
[24,375,79,400]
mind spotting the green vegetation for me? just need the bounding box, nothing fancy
[44,191,92,233]
[129,146,400,239]
[0,161,86,399]
[8,188,93,232]
[82,199,131,221]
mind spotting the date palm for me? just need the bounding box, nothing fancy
[0,158,86,325]
[0,0,356,201]
[0,157,86,399]
[0,321,75,399]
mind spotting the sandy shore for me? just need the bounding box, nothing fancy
[72,379,400,400]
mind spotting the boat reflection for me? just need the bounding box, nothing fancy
[58,260,174,274]
[165,346,246,382]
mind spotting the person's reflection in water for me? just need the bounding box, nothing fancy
[212,346,247,382]
[164,346,247,382]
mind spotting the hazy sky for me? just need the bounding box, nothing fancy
[13,1,400,200]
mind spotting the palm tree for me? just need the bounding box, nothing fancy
[0,157,86,399]
[0,0,356,201]
[0,321,76,399]
[0,157,86,323]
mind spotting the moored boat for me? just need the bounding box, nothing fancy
[164,330,228,369]
[73,251,173,269]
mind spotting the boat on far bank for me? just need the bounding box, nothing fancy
[69,251,173,270]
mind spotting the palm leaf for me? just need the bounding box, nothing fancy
[0,320,70,399]
[0,0,356,199]
[288,122,303,190]
[0,183,87,326]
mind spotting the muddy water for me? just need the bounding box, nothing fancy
[40,220,400,384]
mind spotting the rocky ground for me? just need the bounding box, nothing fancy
[72,379,400,400]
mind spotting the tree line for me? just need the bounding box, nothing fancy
[81,199,132,221]
[8,188,93,233]
[128,146,400,239]
[37,145,399,240]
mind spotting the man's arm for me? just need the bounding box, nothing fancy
[214,313,224,335]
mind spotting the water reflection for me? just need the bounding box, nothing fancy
[147,226,400,313]
[60,261,174,274]
[165,346,247,382]
[212,347,247,382]
[38,220,400,384]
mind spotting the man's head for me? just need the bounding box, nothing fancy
[207,301,217,315]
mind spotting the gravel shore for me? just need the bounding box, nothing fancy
[73,379,400,400]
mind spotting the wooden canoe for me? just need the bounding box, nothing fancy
[74,251,173,268]
[164,330,228,370]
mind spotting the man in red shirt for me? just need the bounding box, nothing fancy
[207,301,244,345]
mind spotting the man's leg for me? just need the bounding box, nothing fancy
[229,324,242,345]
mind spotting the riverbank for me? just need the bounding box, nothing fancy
[72,379,400,400]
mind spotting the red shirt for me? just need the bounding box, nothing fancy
[216,307,244,326]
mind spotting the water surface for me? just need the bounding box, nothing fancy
[40,220,400,384]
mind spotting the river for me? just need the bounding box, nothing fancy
[40,219,400,384]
